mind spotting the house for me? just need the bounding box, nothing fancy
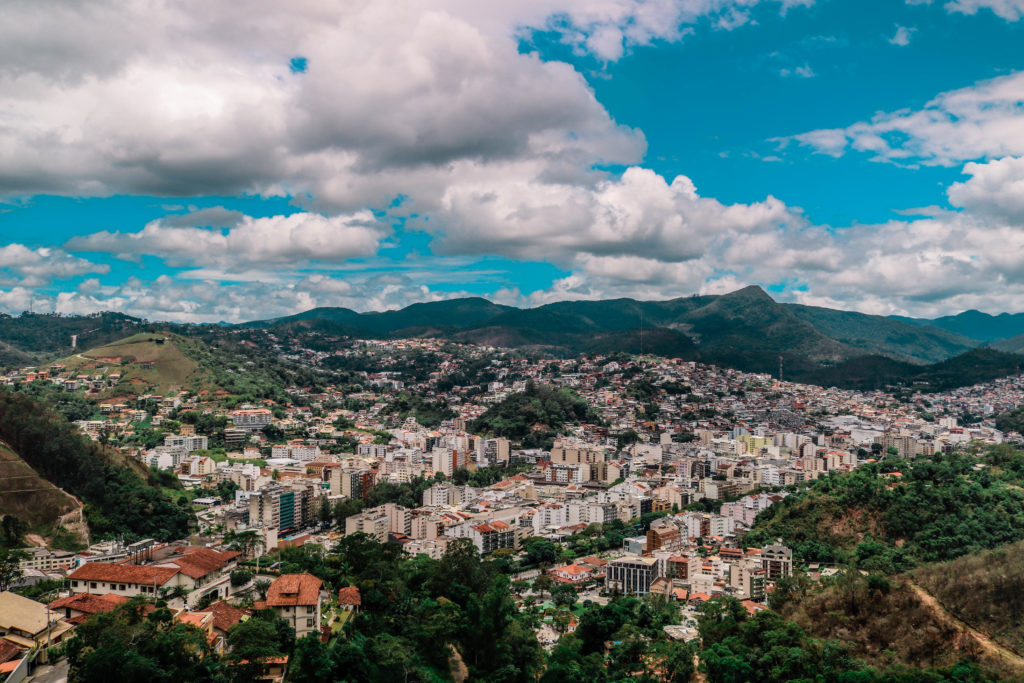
[256,574,323,639]
[67,547,240,607]
[48,592,130,624]
[0,591,75,654]
[206,600,250,641]
[337,587,361,613]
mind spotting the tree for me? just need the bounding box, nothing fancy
[224,529,264,559]
[1,515,28,546]
[0,548,26,591]
[253,578,272,601]
[226,613,293,681]
[551,584,578,607]
[289,633,333,683]
[532,574,554,596]
[65,599,224,683]
[230,569,254,587]
[523,538,559,566]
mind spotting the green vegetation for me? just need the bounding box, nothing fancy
[914,538,1024,657]
[0,387,194,541]
[381,390,456,427]
[0,440,84,540]
[469,382,604,448]
[0,311,146,359]
[745,450,1024,572]
[995,406,1024,434]
[802,348,1024,393]
[697,595,992,682]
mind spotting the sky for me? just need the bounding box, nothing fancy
[2,0,1024,322]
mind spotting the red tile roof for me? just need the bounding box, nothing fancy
[207,600,250,632]
[48,592,129,615]
[162,547,240,579]
[69,563,180,586]
[265,573,322,607]
[337,587,361,606]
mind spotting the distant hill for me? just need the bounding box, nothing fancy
[59,332,215,398]
[0,311,148,359]
[898,309,1024,343]
[801,347,1024,392]
[5,285,1024,392]
[245,286,1006,387]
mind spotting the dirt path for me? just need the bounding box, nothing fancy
[907,579,1024,675]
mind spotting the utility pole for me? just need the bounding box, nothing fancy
[779,356,783,383]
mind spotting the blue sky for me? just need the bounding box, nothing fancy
[2,0,1024,321]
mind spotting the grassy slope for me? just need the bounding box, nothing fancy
[59,332,218,398]
[0,440,83,532]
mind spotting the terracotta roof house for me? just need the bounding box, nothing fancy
[337,587,361,612]
[262,574,323,639]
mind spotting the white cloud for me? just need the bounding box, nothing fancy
[784,71,1024,165]
[0,244,107,286]
[66,212,388,270]
[0,0,814,207]
[888,25,915,46]
[422,166,799,265]
[944,0,1024,20]
[947,155,1024,220]
[779,63,815,78]
[43,272,477,323]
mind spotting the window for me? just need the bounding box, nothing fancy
[90,582,97,589]
[306,619,313,628]
[119,584,126,591]
[72,581,79,588]
[306,606,313,614]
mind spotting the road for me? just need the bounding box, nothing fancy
[28,660,69,683]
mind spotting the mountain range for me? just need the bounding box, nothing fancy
[3,285,1024,391]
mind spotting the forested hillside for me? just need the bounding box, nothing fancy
[469,382,604,448]
[745,447,1024,571]
[0,388,193,540]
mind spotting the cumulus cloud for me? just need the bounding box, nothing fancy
[422,166,799,264]
[0,244,107,287]
[41,272,477,323]
[947,155,1024,221]
[782,71,1024,165]
[66,212,388,270]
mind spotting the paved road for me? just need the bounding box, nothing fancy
[28,660,69,683]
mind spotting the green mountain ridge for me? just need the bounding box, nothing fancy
[3,286,1022,392]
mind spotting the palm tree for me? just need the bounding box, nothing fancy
[253,578,272,601]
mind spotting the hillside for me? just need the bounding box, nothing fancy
[245,287,1009,385]
[468,382,604,449]
[59,332,214,398]
[900,309,1024,342]
[56,331,335,402]
[0,311,148,360]
[744,449,1024,571]
[789,304,977,363]
[801,347,1024,392]
[0,440,88,546]
[0,387,193,541]
[783,573,1020,679]
[913,538,1024,659]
